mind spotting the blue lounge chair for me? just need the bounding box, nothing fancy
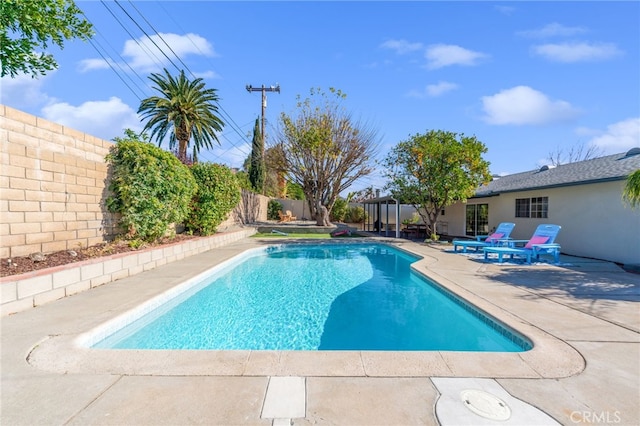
[453,222,516,253]
[483,224,562,264]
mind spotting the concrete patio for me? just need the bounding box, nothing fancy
[2,237,638,425]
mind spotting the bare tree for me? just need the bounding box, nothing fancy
[277,88,380,226]
[546,142,603,166]
[349,186,376,203]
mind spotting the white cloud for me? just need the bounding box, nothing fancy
[117,33,215,73]
[405,89,424,99]
[424,44,488,69]
[0,73,51,109]
[481,85,580,125]
[407,81,459,98]
[532,42,622,63]
[79,33,218,74]
[41,97,142,140]
[77,58,112,73]
[518,23,587,39]
[380,39,424,55]
[193,70,221,79]
[78,33,218,76]
[494,5,515,16]
[574,126,601,137]
[427,81,459,97]
[588,118,640,153]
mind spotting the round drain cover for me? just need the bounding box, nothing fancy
[460,389,511,421]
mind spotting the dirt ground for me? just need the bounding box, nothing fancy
[1,234,198,278]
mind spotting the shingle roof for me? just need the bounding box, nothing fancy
[474,148,640,197]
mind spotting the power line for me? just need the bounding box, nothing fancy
[127,1,193,76]
[113,0,184,75]
[193,120,255,165]
[152,1,253,155]
[99,0,167,74]
[122,0,251,163]
[93,0,253,165]
[83,35,144,101]
[80,11,149,100]
[115,2,226,164]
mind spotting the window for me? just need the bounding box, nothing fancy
[515,197,548,218]
[515,198,530,218]
[531,197,548,218]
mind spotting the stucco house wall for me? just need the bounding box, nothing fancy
[513,181,638,265]
[443,180,639,265]
[439,202,467,237]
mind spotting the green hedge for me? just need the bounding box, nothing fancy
[106,136,197,242]
[186,163,241,235]
[267,199,282,220]
[330,198,348,222]
[345,206,366,223]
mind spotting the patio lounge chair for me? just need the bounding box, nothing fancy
[277,211,290,223]
[453,222,516,253]
[483,224,562,264]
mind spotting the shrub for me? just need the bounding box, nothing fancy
[286,182,305,200]
[235,170,253,192]
[402,212,420,225]
[106,132,197,242]
[330,198,348,222]
[267,199,283,220]
[344,206,366,223]
[186,163,241,235]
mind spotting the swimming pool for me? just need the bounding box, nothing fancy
[89,243,532,352]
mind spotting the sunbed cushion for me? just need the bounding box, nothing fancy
[485,232,504,242]
[525,235,549,248]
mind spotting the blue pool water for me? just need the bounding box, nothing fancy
[92,243,531,352]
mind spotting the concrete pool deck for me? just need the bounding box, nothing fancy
[2,237,639,425]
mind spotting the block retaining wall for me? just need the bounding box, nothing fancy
[1,105,119,258]
[1,228,256,316]
[1,105,270,259]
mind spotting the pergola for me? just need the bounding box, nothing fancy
[362,195,401,238]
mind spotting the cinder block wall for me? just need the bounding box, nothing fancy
[231,190,269,225]
[1,106,270,260]
[1,105,119,258]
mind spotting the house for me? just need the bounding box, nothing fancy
[362,148,639,265]
[443,148,640,266]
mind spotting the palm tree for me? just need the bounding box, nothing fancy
[138,68,224,163]
[623,169,640,208]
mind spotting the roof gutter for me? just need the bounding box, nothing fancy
[476,176,629,197]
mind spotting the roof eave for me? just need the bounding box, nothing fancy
[475,175,628,197]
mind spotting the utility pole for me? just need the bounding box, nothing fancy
[245,84,280,147]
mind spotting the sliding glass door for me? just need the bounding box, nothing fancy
[465,204,489,236]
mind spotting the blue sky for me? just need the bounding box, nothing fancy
[2,1,639,192]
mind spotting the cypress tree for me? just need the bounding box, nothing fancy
[248,118,265,193]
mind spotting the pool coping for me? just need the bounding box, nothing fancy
[26,238,586,379]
